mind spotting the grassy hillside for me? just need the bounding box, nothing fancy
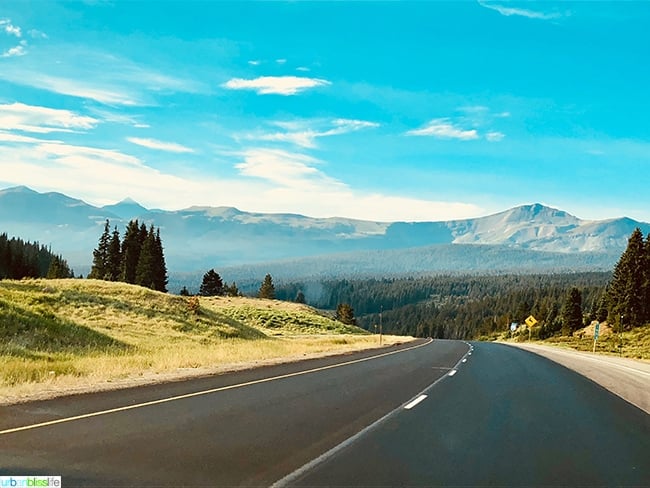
[0,279,383,403]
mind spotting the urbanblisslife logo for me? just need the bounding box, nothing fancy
[0,477,61,487]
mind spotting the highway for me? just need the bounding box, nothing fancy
[1,340,649,487]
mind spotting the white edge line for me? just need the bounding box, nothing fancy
[0,339,434,436]
[404,394,427,410]
[271,341,472,488]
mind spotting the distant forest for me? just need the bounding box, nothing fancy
[0,233,73,279]
[275,227,650,340]
[275,272,611,340]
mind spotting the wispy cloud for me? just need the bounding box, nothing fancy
[0,19,22,37]
[407,118,479,140]
[248,60,261,66]
[1,42,27,58]
[0,102,99,133]
[477,1,564,20]
[127,137,194,154]
[276,58,287,65]
[486,131,505,142]
[240,118,379,149]
[222,76,331,95]
[0,19,27,57]
[0,44,207,105]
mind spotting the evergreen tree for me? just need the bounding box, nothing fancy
[336,303,357,325]
[258,273,275,299]
[152,228,168,292]
[135,226,156,289]
[89,220,111,279]
[295,290,306,304]
[199,269,224,296]
[179,286,191,296]
[642,234,650,324]
[561,287,582,336]
[225,281,240,297]
[607,228,646,327]
[46,254,73,278]
[120,220,141,283]
[106,226,122,281]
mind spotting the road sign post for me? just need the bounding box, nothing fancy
[593,322,600,353]
[525,315,538,341]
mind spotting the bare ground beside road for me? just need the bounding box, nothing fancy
[504,342,650,414]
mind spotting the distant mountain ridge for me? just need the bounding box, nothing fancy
[0,186,647,276]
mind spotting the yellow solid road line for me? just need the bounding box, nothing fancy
[0,338,433,436]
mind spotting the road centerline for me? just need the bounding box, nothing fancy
[404,395,428,410]
[0,338,433,436]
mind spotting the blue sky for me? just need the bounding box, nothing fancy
[0,1,649,222]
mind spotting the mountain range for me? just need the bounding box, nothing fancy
[1,186,647,280]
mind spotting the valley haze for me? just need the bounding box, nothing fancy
[0,186,646,282]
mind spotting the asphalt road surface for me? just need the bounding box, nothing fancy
[2,340,649,487]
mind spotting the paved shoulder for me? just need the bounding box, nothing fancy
[505,342,650,414]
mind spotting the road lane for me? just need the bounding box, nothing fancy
[0,339,469,487]
[288,341,650,487]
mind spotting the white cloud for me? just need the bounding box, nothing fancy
[0,102,99,133]
[240,118,379,149]
[248,60,261,66]
[0,72,140,105]
[1,44,27,58]
[127,137,194,154]
[276,58,287,64]
[0,19,22,37]
[486,131,505,142]
[0,131,484,222]
[222,76,331,95]
[477,1,563,20]
[0,45,208,106]
[233,147,482,220]
[407,118,479,140]
[296,67,310,72]
[28,29,48,39]
[235,148,340,190]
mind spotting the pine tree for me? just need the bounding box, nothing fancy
[46,254,72,278]
[258,274,275,299]
[225,282,240,297]
[152,228,168,292]
[607,228,646,328]
[642,234,650,324]
[336,303,357,325]
[135,226,156,289]
[89,220,111,279]
[199,269,224,296]
[106,226,122,281]
[120,220,141,283]
[561,287,582,336]
[179,286,191,296]
[295,290,306,304]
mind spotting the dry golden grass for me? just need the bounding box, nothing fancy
[0,278,409,404]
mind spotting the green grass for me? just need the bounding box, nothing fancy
[0,278,380,400]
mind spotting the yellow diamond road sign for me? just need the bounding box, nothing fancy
[525,315,538,327]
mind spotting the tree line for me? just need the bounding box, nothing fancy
[275,228,650,339]
[0,232,73,279]
[89,220,168,292]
